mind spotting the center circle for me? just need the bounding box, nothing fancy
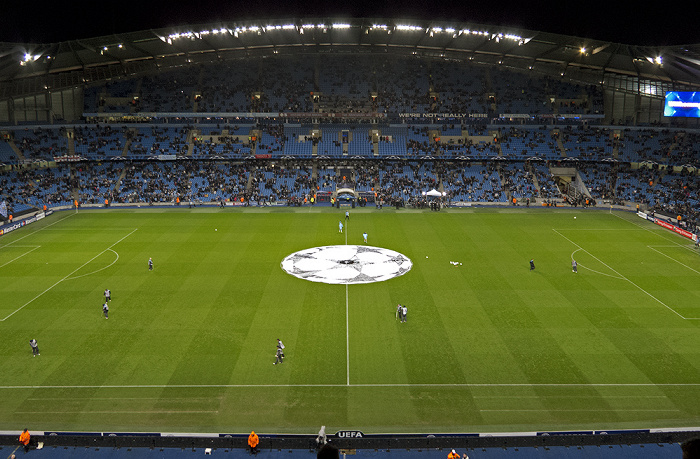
[281,245,413,285]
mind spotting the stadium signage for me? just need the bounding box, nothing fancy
[398,113,487,118]
[0,211,45,237]
[0,220,25,236]
[54,155,85,162]
[499,113,531,119]
[279,112,387,119]
[654,218,695,240]
[336,430,364,438]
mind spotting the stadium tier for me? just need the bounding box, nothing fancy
[1,24,700,457]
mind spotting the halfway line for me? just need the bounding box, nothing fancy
[0,383,699,389]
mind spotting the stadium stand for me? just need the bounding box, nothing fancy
[2,18,700,459]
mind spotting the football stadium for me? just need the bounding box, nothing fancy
[1,9,700,459]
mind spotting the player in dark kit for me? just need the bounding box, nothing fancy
[148,258,153,270]
[274,347,284,365]
[530,259,535,271]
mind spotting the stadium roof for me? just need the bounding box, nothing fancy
[1,18,699,98]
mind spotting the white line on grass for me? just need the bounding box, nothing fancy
[346,283,350,386]
[0,246,40,269]
[26,397,221,401]
[345,216,350,386]
[1,383,699,389]
[610,211,697,253]
[0,211,76,249]
[647,245,700,275]
[65,249,120,280]
[480,409,681,413]
[553,229,691,320]
[473,395,669,398]
[16,410,219,414]
[0,228,137,322]
[570,248,624,279]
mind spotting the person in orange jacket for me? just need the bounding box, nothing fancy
[248,430,259,454]
[448,449,464,459]
[19,429,31,452]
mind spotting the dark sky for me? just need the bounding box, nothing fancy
[1,0,698,46]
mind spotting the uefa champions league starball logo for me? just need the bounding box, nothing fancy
[281,245,413,284]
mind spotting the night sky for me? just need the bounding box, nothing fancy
[1,0,698,47]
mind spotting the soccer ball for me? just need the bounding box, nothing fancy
[574,217,577,219]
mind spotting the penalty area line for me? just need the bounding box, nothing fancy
[0,245,41,269]
[0,228,138,322]
[553,229,690,320]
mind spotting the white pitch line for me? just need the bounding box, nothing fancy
[15,410,219,414]
[480,409,681,413]
[0,228,138,322]
[474,395,669,399]
[345,216,350,386]
[647,245,700,275]
[0,211,76,249]
[553,229,689,320]
[27,397,219,401]
[0,245,40,269]
[570,248,624,279]
[0,383,699,389]
[610,211,697,253]
[346,284,350,386]
[65,249,120,280]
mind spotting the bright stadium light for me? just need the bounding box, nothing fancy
[332,23,351,29]
[396,25,423,32]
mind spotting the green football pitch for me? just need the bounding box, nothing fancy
[0,207,699,434]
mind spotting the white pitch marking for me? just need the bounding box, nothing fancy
[474,395,668,399]
[0,245,40,269]
[610,211,697,253]
[345,213,350,386]
[0,211,76,249]
[480,409,681,413]
[0,383,699,389]
[569,248,624,279]
[0,229,137,322]
[346,284,350,386]
[16,410,219,414]
[65,249,120,280]
[553,229,690,320]
[647,245,700,275]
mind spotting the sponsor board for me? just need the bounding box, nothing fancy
[336,431,364,438]
[399,113,487,118]
[654,218,694,239]
[0,211,45,237]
